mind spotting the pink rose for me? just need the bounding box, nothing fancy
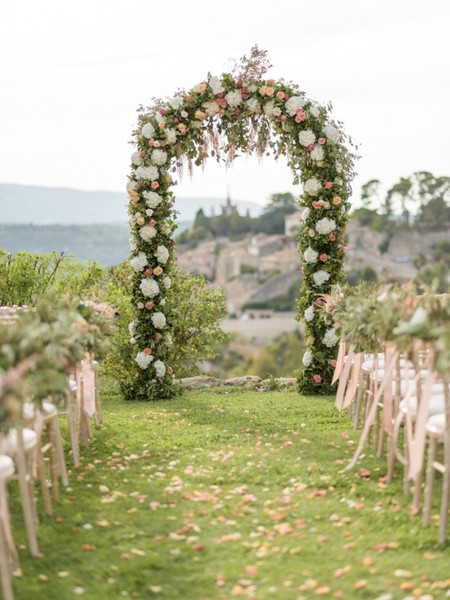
[325,182,333,189]
[313,374,322,384]
[318,138,326,145]
[144,269,153,276]
[319,253,328,263]
[151,182,159,190]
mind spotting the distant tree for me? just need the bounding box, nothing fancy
[421,197,450,227]
[386,177,413,223]
[360,179,382,209]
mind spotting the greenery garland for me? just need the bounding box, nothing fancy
[127,48,357,399]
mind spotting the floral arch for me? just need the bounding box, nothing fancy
[126,49,356,400]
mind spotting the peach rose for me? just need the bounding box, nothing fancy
[332,196,342,205]
[198,83,207,93]
[136,216,145,226]
[295,112,306,123]
[265,87,275,96]
[329,232,336,241]
[276,91,285,99]
[153,266,163,276]
[151,182,159,190]
[178,123,187,135]
[143,347,152,355]
[185,94,192,101]
[195,110,207,121]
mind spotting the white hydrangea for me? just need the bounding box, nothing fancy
[142,190,163,208]
[309,104,321,118]
[136,165,159,181]
[130,252,148,272]
[310,145,324,161]
[323,123,339,143]
[298,130,316,147]
[285,96,305,116]
[163,276,171,289]
[209,75,225,95]
[154,359,166,378]
[313,270,331,287]
[301,207,311,221]
[304,306,315,322]
[151,312,166,329]
[136,352,154,369]
[263,101,275,117]
[155,245,169,264]
[140,278,160,298]
[303,178,322,196]
[302,350,312,367]
[226,89,242,107]
[247,83,258,93]
[315,218,336,235]
[203,101,220,117]
[323,328,339,348]
[131,151,144,166]
[170,96,184,110]
[139,226,157,242]
[151,149,168,166]
[142,122,155,139]
[129,238,137,251]
[165,128,177,144]
[246,98,260,113]
[304,246,319,263]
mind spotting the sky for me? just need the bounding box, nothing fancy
[1,0,449,208]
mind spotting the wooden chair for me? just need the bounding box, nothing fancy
[0,454,18,600]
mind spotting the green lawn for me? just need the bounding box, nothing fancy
[10,381,450,599]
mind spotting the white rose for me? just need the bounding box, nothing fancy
[146,209,153,216]
[180,110,188,118]
[302,350,312,367]
[272,106,282,117]
[304,306,315,322]
[203,101,220,117]
[323,328,339,348]
[142,122,155,139]
[154,359,166,379]
[304,247,319,264]
[139,278,160,298]
[308,229,316,238]
[246,98,260,113]
[139,225,157,242]
[130,337,136,345]
[128,321,136,334]
[130,252,148,272]
[285,96,305,116]
[312,270,331,287]
[151,312,166,329]
[310,145,324,161]
[209,75,225,95]
[170,96,184,110]
[303,178,322,196]
[263,101,275,117]
[137,302,144,309]
[135,165,159,181]
[165,128,177,144]
[298,130,316,147]
[155,245,169,264]
[142,190,163,208]
[163,276,171,289]
[160,225,170,235]
[315,218,336,235]
[225,89,242,108]
[136,352,154,369]
[323,123,339,143]
[309,104,321,118]
[301,207,310,221]
[131,151,144,166]
[151,149,168,166]
[129,238,137,251]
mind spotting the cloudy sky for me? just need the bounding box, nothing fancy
[1,0,449,207]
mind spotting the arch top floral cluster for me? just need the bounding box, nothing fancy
[127,71,355,398]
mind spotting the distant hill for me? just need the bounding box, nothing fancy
[0,183,264,225]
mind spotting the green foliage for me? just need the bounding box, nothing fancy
[245,331,304,379]
[240,263,257,275]
[243,282,299,312]
[345,264,378,286]
[0,250,104,306]
[416,261,450,294]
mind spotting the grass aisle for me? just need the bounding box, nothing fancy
[11,382,450,599]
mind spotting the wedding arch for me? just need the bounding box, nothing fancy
[126,48,357,400]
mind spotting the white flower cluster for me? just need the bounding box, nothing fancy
[129,238,137,251]
[151,312,166,329]
[246,98,260,113]
[136,352,154,369]
[163,276,171,289]
[140,278,159,298]
[131,151,143,166]
[312,270,331,287]
[225,89,242,108]
[170,96,184,110]
[164,333,173,346]
[155,245,169,264]
[323,328,339,348]
[285,96,305,116]
[303,246,318,264]
[323,123,339,143]
[310,145,324,161]
[151,149,168,166]
[298,130,316,147]
[165,128,177,144]
[143,190,163,208]
[203,101,220,117]
[304,306,315,322]
[309,104,321,118]
[302,350,312,367]
[139,225,157,242]
[315,218,336,235]
[130,252,148,272]
[301,207,310,222]
[141,122,155,139]
[209,76,225,95]
[303,178,322,196]
[154,359,166,378]
[135,165,158,181]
